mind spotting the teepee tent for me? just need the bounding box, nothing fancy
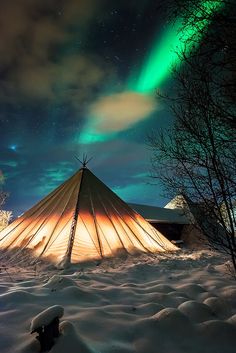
[0,167,177,265]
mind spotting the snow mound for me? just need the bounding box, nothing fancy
[197,320,236,353]
[204,296,232,318]
[227,313,236,325]
[31,305,64,331]
[149,284,174,293]
[178,300,215,323]
[218,285,236,308]
[44,275,77,290]
[152,307,191,329]
[176,283,205,298]
[50,321,93,353]
[0,290,36,306]
[61,285,100,302]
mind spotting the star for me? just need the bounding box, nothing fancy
[9,144,17,152]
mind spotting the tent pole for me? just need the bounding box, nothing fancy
[65,170,84,264]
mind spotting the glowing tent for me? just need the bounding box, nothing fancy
[0,167,177,265]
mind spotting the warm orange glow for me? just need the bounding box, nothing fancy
[0,168,178,264]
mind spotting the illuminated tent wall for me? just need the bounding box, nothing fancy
[0,167,177,265]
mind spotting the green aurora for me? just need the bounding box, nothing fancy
[129,0,223,93]
[79,0,223,144]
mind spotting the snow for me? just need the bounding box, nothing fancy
[50,321,93,353]
[0,249,236,353]
[30,305,64,332]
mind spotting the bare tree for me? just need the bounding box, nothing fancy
[0,180,9,231]
[0,171,8,210]
[0,210,12,230]
[150,0,236,270]
[0,192,8,209]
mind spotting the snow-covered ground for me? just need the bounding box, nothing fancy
[0,250,236,353]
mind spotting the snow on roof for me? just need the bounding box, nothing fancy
[129,203,190,224]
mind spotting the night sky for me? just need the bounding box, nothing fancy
[0,0,217,216]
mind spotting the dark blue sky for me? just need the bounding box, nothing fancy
[0,0,174,216]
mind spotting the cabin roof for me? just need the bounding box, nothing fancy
[128,203,190,224]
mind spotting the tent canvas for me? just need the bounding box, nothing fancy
[0,167,177,265]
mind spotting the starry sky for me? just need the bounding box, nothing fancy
[0,0,221,216]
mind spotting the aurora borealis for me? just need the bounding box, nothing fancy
[79,0,223,144]
[0,0,222,216]
[128,0,223,94]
